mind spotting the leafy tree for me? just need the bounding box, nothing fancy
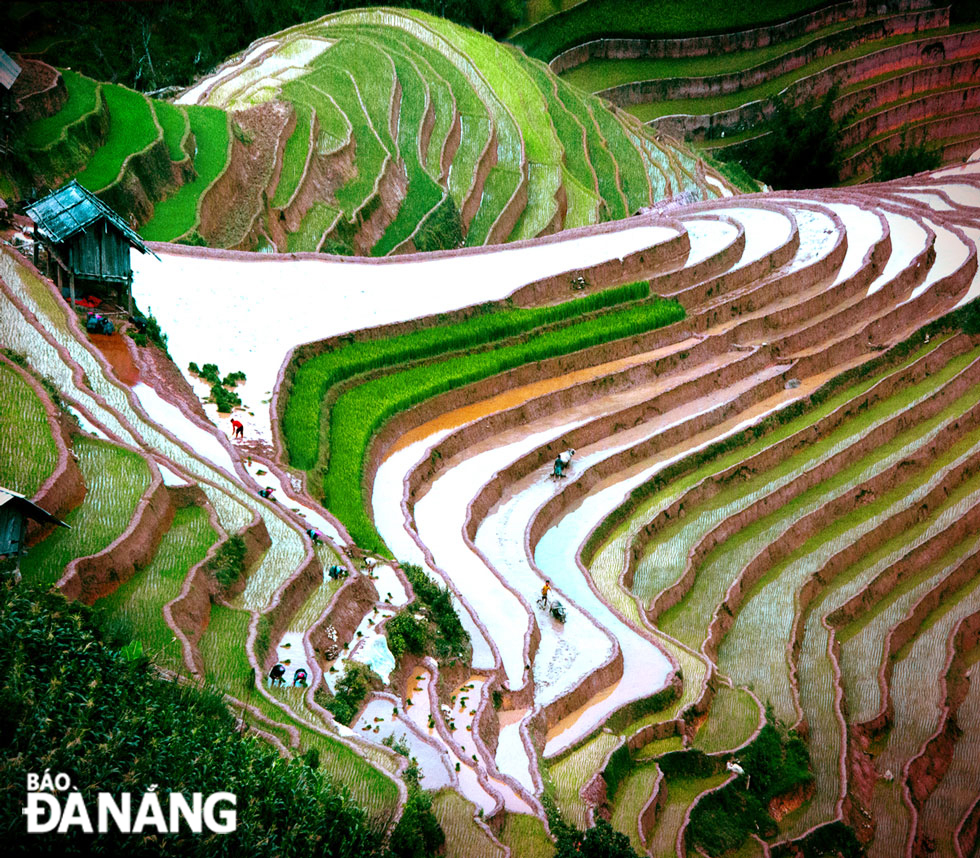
[734,88,848,189]
[387,790,444,858]
[874,130,941,182]
[385,611,428,659]
[553,817,642,858]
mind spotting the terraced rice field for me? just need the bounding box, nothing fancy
[551,0,980,184]
[8,22,980,850]
[0,359,58,495]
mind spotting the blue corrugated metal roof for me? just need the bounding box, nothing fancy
[25,180,153,254]
[0,49,21,90]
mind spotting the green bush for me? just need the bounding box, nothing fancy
[211,383,242,413]
[326,663,372,726]
[200,362,221,384]
[385,611,428,659]
[0,579,387,856]
[402,564,469,659]
[387,789,445,858]
[874,129,941,182]
[657,748,718,779]
[552,816,641,858]
[734,88,848,189]
[413,195,464,253]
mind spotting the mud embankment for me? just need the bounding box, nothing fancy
[9,56,67,122]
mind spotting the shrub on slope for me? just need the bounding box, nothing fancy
[0,578,388,857]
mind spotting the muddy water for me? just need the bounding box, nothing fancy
[867,211,927,295]
[89,332,139,385]
[387,337,701,457]
[905,218,970,302]
[371,430,497,670]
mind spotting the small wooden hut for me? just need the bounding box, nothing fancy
[25,180,157,312]
[0,486,67,561]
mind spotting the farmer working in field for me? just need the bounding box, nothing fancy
[540,579,552,607]
[552,448,575,478]
[269,663,286,686]
[230,418,244,439]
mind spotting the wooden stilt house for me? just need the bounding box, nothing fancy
[0,486,68,564]
[26,180,157,312]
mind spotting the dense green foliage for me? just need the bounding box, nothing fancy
[551,816,641,858]
[6,1,521,92]
[873,130,942,182]
[401,564,469,660]
[413,195,465,253]
[0,578,387,856]
[731,89,847,189]
[686,710,813,855]
[325,662,373,725]
[511,0,827,61]
[771,821,863,858]
[387,789,445,858]
[385,611,428,659]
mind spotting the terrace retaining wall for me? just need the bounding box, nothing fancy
[9,56,67,123]
[651,29,980,140]
[596,8,949,107]
[549,0,932,73]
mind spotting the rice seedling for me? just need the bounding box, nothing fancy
[625,26,967,122]
[464,164,525,246]
[432,790,507,858]
[139,104,231,242]
[498,812,555,858]
[285,200,341,253]
[20,436,150,587]
[368,45,447,256]
[609,761,660,852]
[24,69,100,149]
[691,685,760,754]
[283,279,655,470]
[547,731,620,827]
[74,82,160,191]
[95,505,217,670]
[717,383,980,722]
[646,772,728,858]
[916,656,980,854]
[0,361,58,495]
[152,99,190,162]
[270,101,313,209]
[509,162,564,241]
[586,97,650,212]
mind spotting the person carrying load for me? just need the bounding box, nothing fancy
[539,579,552,607]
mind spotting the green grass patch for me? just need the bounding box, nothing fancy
[20,436,150,587]
[320,294,683,551]
[0,362,58,496]
[433,790,506,857]
[609,761,660,852]
[74,82,159,191]
[271,102,312,208]
[499,813,556,858]
[94,505,216,669]
[24,69,99,149]
[139,104,230,242]
[512,0,836,61]
[153,99,190,161]
[692,685,760,753]
[285,200,340,253]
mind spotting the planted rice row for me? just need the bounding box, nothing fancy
[0,360,59,496]
[283,280,653,470]
[324,295,684,551]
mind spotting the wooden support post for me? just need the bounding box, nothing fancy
[32,225,39,268]
[68,269,76,311]
[126,271,133,315]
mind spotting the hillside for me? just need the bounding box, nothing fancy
[547,0,980,184]
[8,10,732,256]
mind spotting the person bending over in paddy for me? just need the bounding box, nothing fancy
[269,663,286,686]
[230,418,244,439]
[258,486,275,500]
[552,448,575,478]
[293,668,308,687]
[306,528,323,545]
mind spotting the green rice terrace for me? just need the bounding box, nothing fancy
[4,2,980,857]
